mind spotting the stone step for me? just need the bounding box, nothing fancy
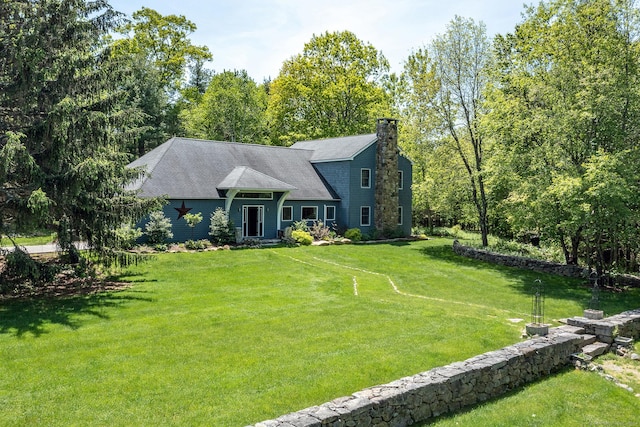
[555,325,586,335]
[579,334,597,346]
[582,342,610,358]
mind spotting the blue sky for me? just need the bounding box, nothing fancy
[108,0,527,82]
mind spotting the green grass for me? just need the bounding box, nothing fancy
[427,369,640,426]
[1,232,56,246]
[1,239,639,426]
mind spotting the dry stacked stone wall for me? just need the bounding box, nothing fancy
[248,330,584,427]
[452,241,640,287]
[452,240,586,277]
[248,309,640,426]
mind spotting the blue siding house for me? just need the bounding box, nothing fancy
[128,119,412,242]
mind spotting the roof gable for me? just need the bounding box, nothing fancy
[290,134,377,162]
[218,166,297,191]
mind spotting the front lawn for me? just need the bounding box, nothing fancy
[1,239,639,426]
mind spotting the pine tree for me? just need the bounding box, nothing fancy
[0,0,163,273]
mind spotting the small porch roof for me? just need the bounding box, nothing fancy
[217,166,297,192]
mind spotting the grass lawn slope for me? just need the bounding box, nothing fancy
[1,239,639,426]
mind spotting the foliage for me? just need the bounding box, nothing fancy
[182,70,268,143]
[485,0,640,273]
[267,30,391,145]
[291,229,313,245]
[0,0,163,282]
[209,208,235,245]
[400,16,493,246]
[344,228,362,242]
[115,224,143,250]
[145,211,173,244]
[1,247,48,287]
[112,7,212,96]
[183,211,203,240]
[308,220,331,241]
[291,220,309,232]
[185,239,208,250]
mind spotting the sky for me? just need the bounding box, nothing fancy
[108,0,527,82]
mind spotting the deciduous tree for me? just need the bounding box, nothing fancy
[401,17,493,245]
[268,31,391,145]
[182,70,268,143]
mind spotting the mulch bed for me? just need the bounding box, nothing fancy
[0,255,130,301]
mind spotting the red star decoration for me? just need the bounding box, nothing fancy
[174,201,192,219]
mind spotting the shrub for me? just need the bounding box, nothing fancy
[145,211,173,244]
[1,247,58,288]
[115,224,143,250]
[185,239,208,250]
[183,212,203,240]
[344,228,362,242]
[292,220,309,232]
[309,220,331,241]
[292,229,313,245]
[154,243,168,252]
[281,227,296,246]
[209,208,235,245]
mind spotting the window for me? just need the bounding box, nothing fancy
[301,206,318,220]
[398,206,403,226]
[325,205,336,221]
[282,206,293,221]
[236,192,273,199]
[361,168,371,188]
[360,206,371,226]
[398,170,404,190]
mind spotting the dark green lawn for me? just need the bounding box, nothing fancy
[1,239,639,426]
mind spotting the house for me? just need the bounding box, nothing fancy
[127,118,412,242]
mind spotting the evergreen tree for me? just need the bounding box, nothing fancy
[0,0,162,272]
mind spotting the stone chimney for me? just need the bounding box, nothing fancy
[375,118,399,233]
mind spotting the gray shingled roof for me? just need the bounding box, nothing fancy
[290,134,377,162]
[127,138,336,200]
[218,166,297,191]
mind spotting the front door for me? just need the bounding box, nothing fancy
[242,205,264,238]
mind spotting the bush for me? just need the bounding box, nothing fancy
[145,211,173,244]
[309,220,331,241]
[209,208,235,245]
[292,220,309,232]
[1,247,58,288]
[292,229,313,245]
[344,228,362,242]
[185,239,208,250]
[183,212,203,240]
[115,224,143,250]
[153,243,168,252]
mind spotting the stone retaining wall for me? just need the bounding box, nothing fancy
[248,331,583,427]
[451,241,640,287]
[568,308,640,343]
[452,240,587,278]
[249,309,640,427]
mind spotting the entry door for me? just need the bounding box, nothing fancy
[243,206,264,237]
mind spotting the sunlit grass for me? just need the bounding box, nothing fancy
[1,232,56,247]
[428,369,640,426]
[1,239,639,426]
